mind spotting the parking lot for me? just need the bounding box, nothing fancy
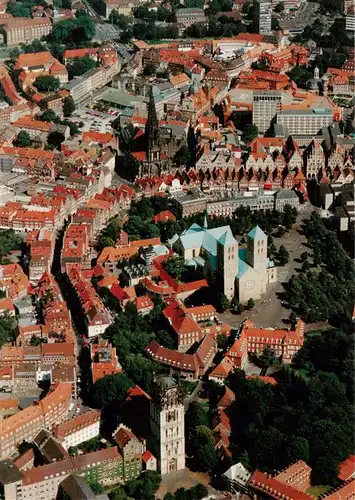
[71,106,118,134]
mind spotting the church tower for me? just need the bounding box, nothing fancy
[145,87,161,170]
[217,228,238,301]
[247,225,268,272]
[150,376,185,475]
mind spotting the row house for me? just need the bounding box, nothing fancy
[26,228,56,284]
[303,140,326,178]
[0,203,60,232]
[90,341,123,383]
[0,382,71,458]
[54,409,100,450]
[61,223,92,272]
[17,324,49,346]
[66,264,112,338]
[0,263,29,300]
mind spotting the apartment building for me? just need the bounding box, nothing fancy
[64,62,119,106]
[255,0,272,34]
[3,18,52,47]
[176,8,207,30]
[21,446,124,499]
[0,383,72,458]
[54,410,100,450]
[277,108,333,136]
[346,5,355,31]
[252,91,282,134]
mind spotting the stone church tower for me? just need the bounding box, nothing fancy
[145,88,161,174]
[213,216,238,301]
[150,376,185,475]
[247,225,268,273]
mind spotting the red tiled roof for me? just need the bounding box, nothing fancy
[338,455,355,482]
[142,450,155,462]
[54,410,100,438]
[249,470,315,499]
[325,479,355,499]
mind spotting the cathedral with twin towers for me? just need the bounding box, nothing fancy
[170,218,277,303]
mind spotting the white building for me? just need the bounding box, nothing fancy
[346,5,355,31]
[256,0,272,34]
[150,376,185,475]
[53,409,100,450]
[253,91,282,134]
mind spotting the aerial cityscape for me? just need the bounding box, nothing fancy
[0,0,353,498]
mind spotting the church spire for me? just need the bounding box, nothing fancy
[145,86,160,162]
[203,213,208,230]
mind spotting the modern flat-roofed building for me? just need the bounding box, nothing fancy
[255,0,272,35]
[253,90,282,134]
[277,108,333,136]
[173,188,207,217]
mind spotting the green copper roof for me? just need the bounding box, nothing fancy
[247,225,267,240]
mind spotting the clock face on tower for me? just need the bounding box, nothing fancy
[245,280,256,291]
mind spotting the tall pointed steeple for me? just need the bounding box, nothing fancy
[145,86,160,162]
[203,213,208,231]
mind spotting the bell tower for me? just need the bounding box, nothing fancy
[150,376,185,475]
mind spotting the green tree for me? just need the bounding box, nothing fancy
[63,95,75,117]
[0,313,16,347]
[191,426,217,472]
[287,65,313,89]
[287,436,310,463]
[67,55,96,77]
[242,124,259,143]
[34,75,60,92]
[143,62,156,76]
[277,245,289,265]
[50,15,95,45]
[7,2,31,17]
[300,251,308,262]
[124,471,161,499]
[274,1,284,11]
[247,298,255,310]
[163,256,186,281]
[289,311,297,330]
[47,131,65,149]
[271,17,280,30]
[0,229,23,261]
[190,484,209,499]
[175,143,193,167]
[13,130,31,147]
[88,480,104,494]
[258,345,278,369]
[91,373,133,409]
[38,109,60,123]
[218,293,230,312]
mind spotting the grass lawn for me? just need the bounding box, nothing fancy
[180,380,198,395]
[307,485,330,497]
